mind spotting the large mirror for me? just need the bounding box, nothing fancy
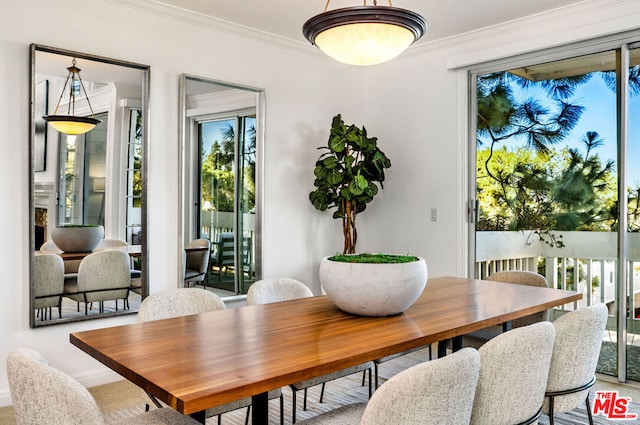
[30,44,149,327]
[179,75,264,299]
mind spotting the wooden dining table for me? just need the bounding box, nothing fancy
[70,276,582,424]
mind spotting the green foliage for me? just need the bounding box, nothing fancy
[328,253,419,263]
[475,69,640,243]
[201,122,256,214]
[309,114,391,254]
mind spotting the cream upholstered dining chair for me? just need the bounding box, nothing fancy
[33,254,65,321]
[64,250,131,315]
[470,321,556,425]
[542,303,608,425]
[7,347,201,425]
[247,278,373,423]
[296,347,480,425]
[184,239,211,288]
[95,238,142,300]
[465,270,550,346]
[486,271,550,326]
[137,288,283,425]
[39,240,62,253]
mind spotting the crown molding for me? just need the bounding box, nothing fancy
[103,0,318,56]
[434,0,640,69]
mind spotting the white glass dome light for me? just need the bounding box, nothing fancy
[303,3,427,66]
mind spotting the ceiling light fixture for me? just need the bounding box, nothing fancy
[43,58,101,135]
[303,0,427,66]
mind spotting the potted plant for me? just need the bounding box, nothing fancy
[309,113,391,255]
[309,114,427,316]
[50,224,104,253]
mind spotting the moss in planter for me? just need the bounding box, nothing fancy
[328,253,419,264]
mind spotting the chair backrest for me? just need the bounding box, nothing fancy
[246,278,313,305]
[470,321,556,425]
[213,232,236,267]
[486,270,550,326]
[34,254,65,309]
[542,303,608,414]
[361,347,480,425]
[7,347,105,425]
[95,238,128,249]
[137,288,226,322]
[77,250,131,303]
[185,239,211,274]
[39,240,61,253]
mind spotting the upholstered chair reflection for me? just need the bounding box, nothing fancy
[184,239,211,288]
[34,254,65,321]
[95,238,142,300]
[64,250,131,314]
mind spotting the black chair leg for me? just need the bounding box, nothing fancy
[292,389,298,423]
[585,393,594,425]
[245,405,250,425]
[375,362,380,389]
[319,383,326,403]
[280,393,284,425]
[549,395,555,425]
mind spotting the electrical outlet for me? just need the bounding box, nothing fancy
[430,208,438,222]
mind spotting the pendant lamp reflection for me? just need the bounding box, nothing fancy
[303,0,427,66]
[43,58,101,135]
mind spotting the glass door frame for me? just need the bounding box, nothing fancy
[467,32,640,383]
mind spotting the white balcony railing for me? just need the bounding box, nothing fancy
[476,231,640,333]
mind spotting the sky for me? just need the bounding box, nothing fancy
[480,71,640,188]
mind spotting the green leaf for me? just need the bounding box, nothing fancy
[327,169,343,185]
[329,135,346,152]
[322,156,339,169]
[349,180,365,196]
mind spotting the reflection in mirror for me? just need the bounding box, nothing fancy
[30,44,149,327]
[179,75,264,298]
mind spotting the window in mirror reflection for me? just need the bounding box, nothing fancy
[182,76,263,298]
[57,113,108,226]
[197,114,256,295]
[126,109,143,245]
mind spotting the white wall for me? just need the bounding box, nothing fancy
[1,0,639,407]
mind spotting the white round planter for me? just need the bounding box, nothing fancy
[319,256,428,316]
[50,225,104,252]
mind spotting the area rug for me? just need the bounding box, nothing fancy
[597,340,640,382]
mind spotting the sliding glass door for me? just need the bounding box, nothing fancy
[471,41,640,382]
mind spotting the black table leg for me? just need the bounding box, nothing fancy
[452,336,462,352]
[252,391,269,425]
[190,410,206,424]
[437,336,463,358]
[438,339,448,358]
[502,321,513,332]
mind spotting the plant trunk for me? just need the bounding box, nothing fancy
[342,199,357,254]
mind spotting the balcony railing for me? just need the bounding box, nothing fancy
[476,231,640,334]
